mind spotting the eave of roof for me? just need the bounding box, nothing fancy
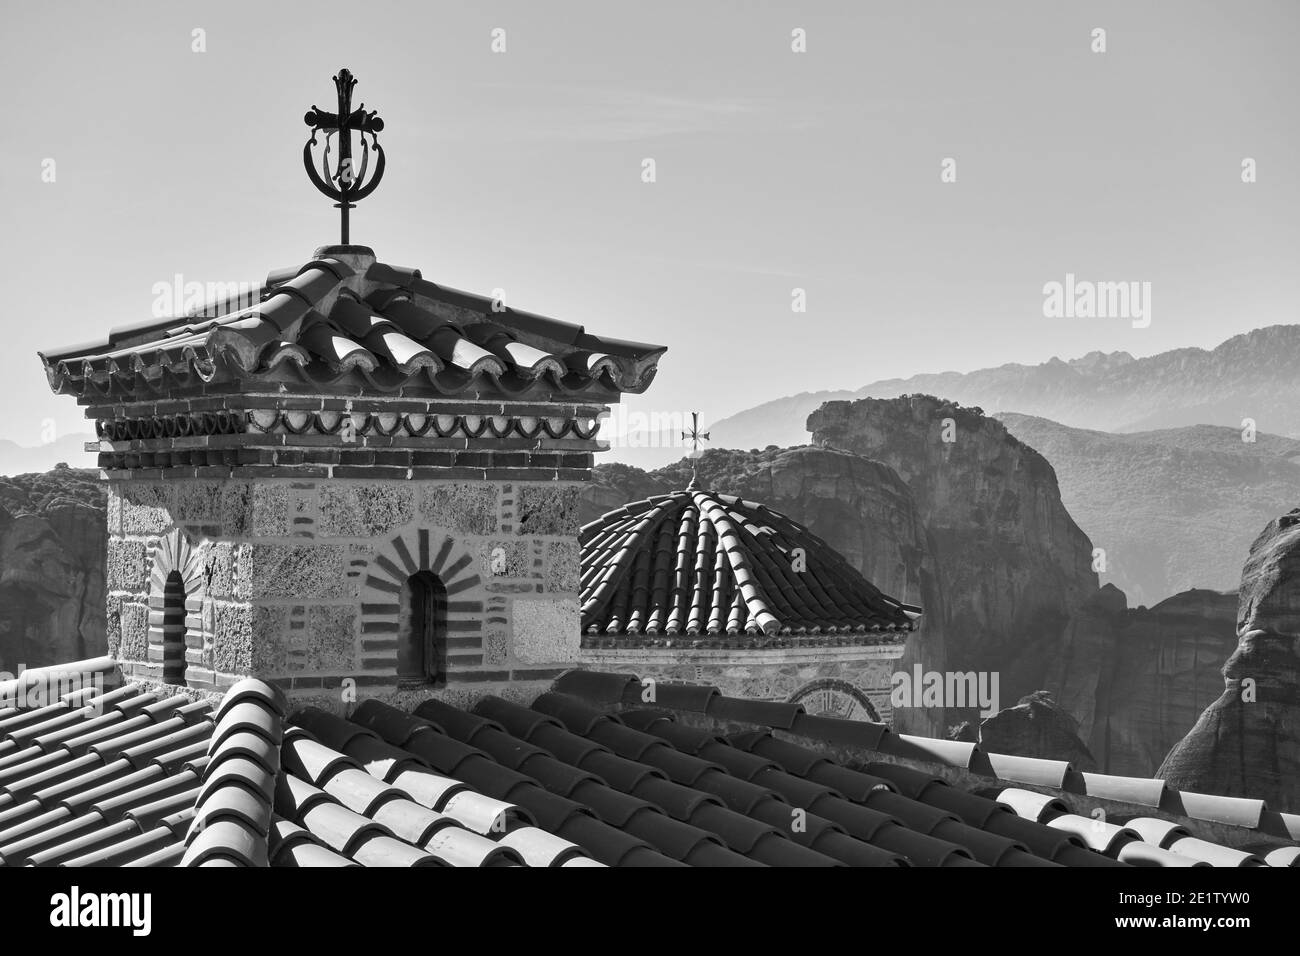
[39,248,666,404]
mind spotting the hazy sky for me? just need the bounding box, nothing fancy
[2,0,1296,467]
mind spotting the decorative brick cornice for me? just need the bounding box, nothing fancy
[88,398,605,480]
[97,408,602,443]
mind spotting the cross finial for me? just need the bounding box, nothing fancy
[303,68,386,244]
[682,411,710,490]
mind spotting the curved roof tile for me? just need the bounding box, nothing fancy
[39,247,665,401]
[580,488,921,642]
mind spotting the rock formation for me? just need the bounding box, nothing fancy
[1047,585,1238,776]
[996,413,1300,604]
[977,691,1097,770]
[578,462,673,525]
[584,407,1252,771]
[1158,509,1300,808]
[808,395,1098,706]
[0,466,106,672]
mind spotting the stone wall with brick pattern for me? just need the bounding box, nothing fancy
[107,476,584,707]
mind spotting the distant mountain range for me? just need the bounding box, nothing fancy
[708,324,1300,451]
[995,415,1300,604]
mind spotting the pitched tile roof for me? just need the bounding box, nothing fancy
[579,488,922,644]
[3,662,1294,867]
[547,670,1300,867]
[39,248,666,402]
[0,661,216,868]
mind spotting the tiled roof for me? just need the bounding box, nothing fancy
[39,248,666,401]
[0,661,218,867]
[546,671,1300,867]
[5,663,1293,867]
[579,487,922,645]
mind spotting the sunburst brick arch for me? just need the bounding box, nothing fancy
[789,677,882,723]
[146,529,210,683]
[360,528,485,683]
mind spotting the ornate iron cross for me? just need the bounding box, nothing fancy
[682,412,710,456]
[303,68,386,244]
[682,411,710,488]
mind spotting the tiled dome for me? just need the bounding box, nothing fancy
[579,485,922,643]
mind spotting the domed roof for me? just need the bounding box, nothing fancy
[580,486,922,645]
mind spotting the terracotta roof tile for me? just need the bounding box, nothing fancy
[1079,772,1167,807]
[1116,842,1208,867]
[497,827,588,867]
[61,823,182,868]
[552,670,641,704]
[983,752,1073,789]
[788,713,889,750]
[1261,845,1300,867]
[41,248,664,402]
[1165,836,1264,867]
[1045,814,1140,855]
[1,664,1293,867]
[994,787,1071,823]
[581,491,920,643]
[1163,790,1264,828]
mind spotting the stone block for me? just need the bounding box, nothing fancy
[211,602,292,675]
[240,544,346,599]
[484,627,509,666]
[319,483,414,537]
[251,484,290,536]
[106,539,148,592]
[220,482,254,535]
[119,483,174,535]
[211,602,255,675]
[203,541,243,598]
[119,603,150,661]
[307,604,357,670]
[105,595,123,657]
[420,483,499,534]
[175,481,223,523]
[106,490,122,535]
[480,539,531,578]
[515,484,584,536]
[545,540,580,593]
[512,598,580,664]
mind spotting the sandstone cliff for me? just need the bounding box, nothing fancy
[808,395,1099,706]
[996,414,1300,605]
[1158,509,1300,809]
[1048,584,1238,776]
[0,466,106,672]
[976,691,1097,770]
[593,408,1252,773]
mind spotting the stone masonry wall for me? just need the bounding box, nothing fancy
[580,645,905,724]
[107,477,584,709]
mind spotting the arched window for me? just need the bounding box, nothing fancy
[161,570,188,684]
[398,570,447,686]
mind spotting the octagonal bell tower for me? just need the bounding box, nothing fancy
[37,70,666,709]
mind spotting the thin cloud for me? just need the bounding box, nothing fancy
[438,83,827,143]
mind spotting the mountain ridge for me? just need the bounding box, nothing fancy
[993,414,1300,604]
[708,323,1300,452]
